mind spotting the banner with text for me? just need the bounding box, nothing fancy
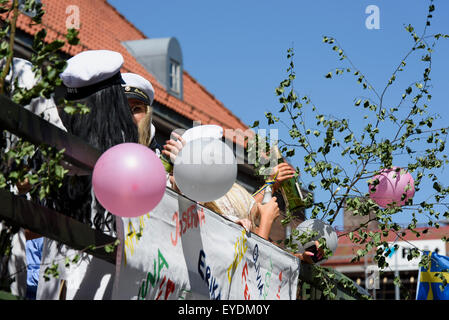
[112,188,300,300]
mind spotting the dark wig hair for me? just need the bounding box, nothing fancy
[59,83,138,153]
[44,83,138,233]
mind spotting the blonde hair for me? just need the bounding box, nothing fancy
[137,106,152,146]
[203,183,257,226]
[202,201,224,215]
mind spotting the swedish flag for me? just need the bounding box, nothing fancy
[416,251,449,300]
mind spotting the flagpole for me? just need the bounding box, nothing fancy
[395,245,400,300]
[386,232,401,300]
[415,267,421,300]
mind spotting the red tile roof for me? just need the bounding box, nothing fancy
[9,0,248,134]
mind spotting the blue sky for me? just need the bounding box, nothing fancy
[108,0,449,229]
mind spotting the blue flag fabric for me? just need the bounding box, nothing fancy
[416,251,449,300]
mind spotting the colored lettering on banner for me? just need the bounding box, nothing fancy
[138,249,175,300]
[227,230,248,283]
[198,249,222,299]
[124,213,150,264]
[242,261,250,300]
[252,244,264,296]
[171,205,206,246]
[155,275,175,300]
[262,257,273,300]
[276,271,283,299]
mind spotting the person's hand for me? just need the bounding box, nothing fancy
[254,197,280,239]
[169,174,180,193]
[270,163,297,192]
[235,218,252,233]
[257,197,280,224]
[293,240,325,264]
[162,132,186,163]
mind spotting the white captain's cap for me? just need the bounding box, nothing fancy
[121,72,155,106]
[60,50,124,100]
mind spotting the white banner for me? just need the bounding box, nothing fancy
[112,188,300,300]
[36,188,300,300]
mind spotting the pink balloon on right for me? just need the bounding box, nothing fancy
[368,166,415,208]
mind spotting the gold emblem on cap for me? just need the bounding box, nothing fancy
[134,88,147,97]
[125,86,131,91]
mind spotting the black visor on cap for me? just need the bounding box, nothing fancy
[64,72,123,101]
[123,86,151,106]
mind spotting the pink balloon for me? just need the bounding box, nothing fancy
[368,166,415,208]
[92,143,166,218]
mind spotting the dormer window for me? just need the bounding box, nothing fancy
[169,59,181,94]
[122,37,183,100]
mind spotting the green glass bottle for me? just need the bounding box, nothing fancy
[160,154,173,173]
[272,145,305,214]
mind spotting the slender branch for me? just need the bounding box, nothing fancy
[329,37,381,102]
[337,217,381,238]
[0,0,19,95]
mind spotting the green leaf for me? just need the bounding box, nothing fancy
[405,24,414,33]
[363,100,370,108]
[104,244,115,253]
[72,254,80,264]
[433,182,442,192]
[64,106,77,114]
[66,28,80,45]
[344,133,353,143]
[43,40,65,53]
[250,120,259,128]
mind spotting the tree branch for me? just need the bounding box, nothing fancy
[0,0,19,95]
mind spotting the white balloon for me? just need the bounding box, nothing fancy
[293,219,338,264]
[173,137,237,202]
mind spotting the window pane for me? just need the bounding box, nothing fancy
[169,60,180,93]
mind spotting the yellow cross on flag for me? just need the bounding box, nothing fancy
[416,251,449,300]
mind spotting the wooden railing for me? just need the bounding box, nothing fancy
[0,94,116,263]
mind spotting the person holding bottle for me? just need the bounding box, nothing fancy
[257,145,325,264]
[253,162,297,203]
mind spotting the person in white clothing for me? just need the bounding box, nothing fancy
[37,50,138,300]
